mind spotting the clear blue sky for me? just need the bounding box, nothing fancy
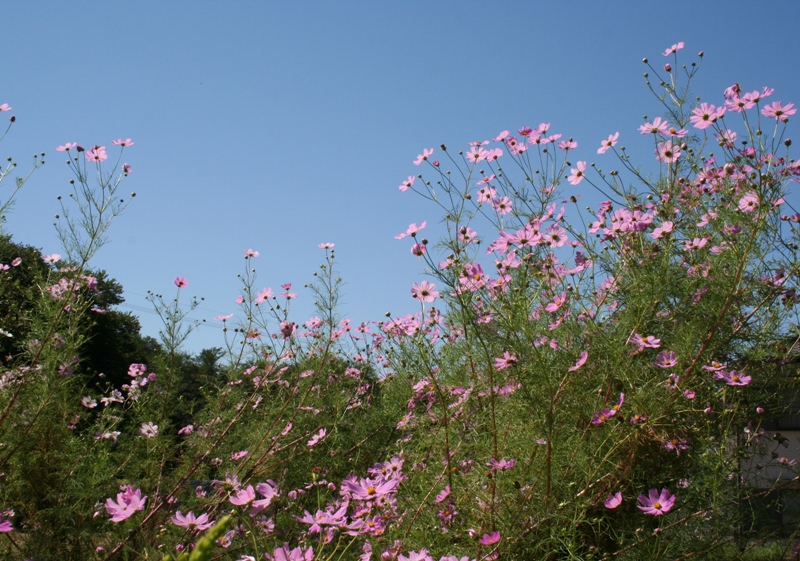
[3,2,799,354]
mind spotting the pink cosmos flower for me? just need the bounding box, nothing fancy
[662,42,685,56]
[721,370,751,386]
[414,148,433,165]
[340,476,399,501]
[398,551,433,561]
[105,486,147,522]
[399,176,415,191]
[395,221,427,240]
[650,221,674,239]
[140,422,158,438]
[215,313,234,321]
[410,243,426,256]
[86,145,108,163]
[171,510,214,531]
[230,485,256,507]
[479,531,501,546]
[690,103,725,130]
[639,117,670,135]
[435,485,451,503]
[173,277,188,288]
[10,257,21,267]
[654,351,678,368]
[411,281,439,303]
[307,428,327,447]
[597,132,619,154]
[0,104,11,112]
[243,248,259,258]
[319,242,335,249]
[604,491,622,509]
[567,161,587,185]
[761,101,796,122]
[43,253,62,263]
[266,544,315,561]
[630,333,661,349]
[637,488,675,516]
[256,287,273,303]
[738,191,759,213]
[494,351,518,371]
[56,142,77,152]
[569,351,588,372]
[112,138,134,146]
[655,141,681,163]
[0,516,12,532]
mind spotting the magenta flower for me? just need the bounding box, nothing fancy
[604,491,623,509]
[567,161,587,185]
[487,458,516,472]
[173,277,188,288]
[637,488,675,516]
[105,486,147,522]
[411,281,439,303]
[479,531,501,546]
[0,516,11,533]
[171,510,214,531]
[410,243,426,256]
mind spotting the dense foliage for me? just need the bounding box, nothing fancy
[0,43,799,561]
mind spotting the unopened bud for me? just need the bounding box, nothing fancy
[664,63,671,72]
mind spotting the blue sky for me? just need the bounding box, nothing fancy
[2,2,799,354]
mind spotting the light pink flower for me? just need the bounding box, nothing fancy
[243,248,259,258]
[662,42,685,56]
[56,142,76,151]
[639,117,670,135]
[256,287,273,303]
[690,103,724,130]
[738,191,759,213]
[567,161,587,185]
[761,101,796,122]
[86,145,108,162]
[395,221,427,240]
[318,242,335,249]
[655,141,681,163]
[411,281,439,303]
[173,277,188,288]
[112,138,134,147]
[105,487,147,522]
[399,175,415,191]
[171,510,214,531]
[414,148,433,165]
[597,132,619,154]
